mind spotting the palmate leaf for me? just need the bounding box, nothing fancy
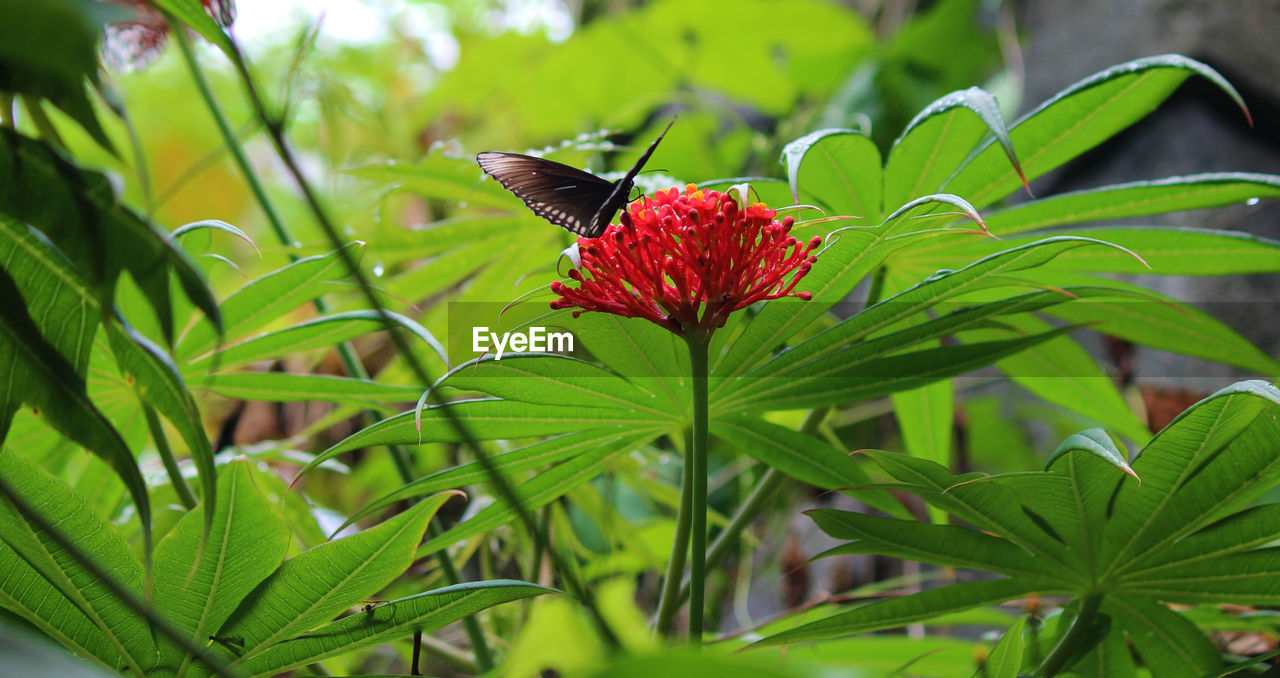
[435,353,676,416]
[941,55,1248,210]
[200,372,424,408]
[416,431,659,556]
[0,543,122,672]
[105,322,217,529]
[238,581,553,677]
[900,225,1280,278]
[298,398,671,477]
[884,86,1023,211]
[984,616,1028,678]
[177,242,363,361]
[331,429,645,537]
[758,380,1280,676]
[0,268,149,527]
[753,579,1039,646]
[186,309,447,373]
[0,449,153,674]
[151,461,289,676]
[215,492,457,669]
[0,129,220,344]
[751,58,1276,454]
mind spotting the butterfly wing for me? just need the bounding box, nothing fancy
[589,119,675,233]
[476,152,618,237]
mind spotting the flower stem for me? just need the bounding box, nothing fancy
[675,407,828,606]
[1037,593,1103,677]
[686,332,711,647]
[655,429,695,636]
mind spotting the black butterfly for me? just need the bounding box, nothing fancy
[476,120,673,237]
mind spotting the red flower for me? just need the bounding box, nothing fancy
[103,0,235,70]
[551,184,820,336]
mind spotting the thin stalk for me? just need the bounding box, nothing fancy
[686,332,710,647]
[144,404,196,509]
[177,13,615,650]
[426,521,494,670]
[170,26,496,668]
[1037,593,1103,677]
[676,407,828,606]
[655,429,695,635]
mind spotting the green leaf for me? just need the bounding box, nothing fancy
[0,0,125,153]
[708,415,902,516]
[1122,549,1280,604]
[567,312,690,409]
[416,433,653,556]
[345,154,521,209]
[906,226,1280,276]
[944,55,1248,210]
[150,0,236,58]
[1128,502,1280,573]
[177,242,362,360]
[0,448,153,674]
[752,579,1038,646]
[0,543,121,671]
[742,236,1138,383]
[152,461,289,676]
[0,267,149,527]
[0,129,219,343]
[720,324,1083,412]
[1100,381,1280,575]
[437,353,676,416]
[808,509,1055,580]
[330,429,640,536]
[1047,429,1134,477]
[0,620,121,678]
[201,372,424,407]
[1033,271,1280,376]
[238,581,554,676]
[984,616,1027,678]
[188,309,446,372]
[300,398,669,478]
[1108,596,1220,678]
[891,379,953,472]
[885,86,1023,211]
[105,322,216,529]
[1067,626,1137,678]
[980,173,1280,237]
[781,129,882,223]
[218,493,455,665]
[980,314,1151,443]
[858,450,1076,569]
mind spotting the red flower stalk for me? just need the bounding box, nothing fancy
[551,184,820,336]
[103,0,235,70]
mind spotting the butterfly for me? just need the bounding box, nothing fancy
[476,120,673,237]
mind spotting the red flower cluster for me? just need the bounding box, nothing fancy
[103,0,235,69]
[551,184,820,336]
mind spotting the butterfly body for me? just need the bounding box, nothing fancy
[476,120,672,237]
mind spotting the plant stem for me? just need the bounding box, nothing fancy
[655,429,695,635]
[170,26,496,669]
[686,332,710,647]
[1037,593,1103,677]
[144,404,197,509]
[676,407,828,606]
